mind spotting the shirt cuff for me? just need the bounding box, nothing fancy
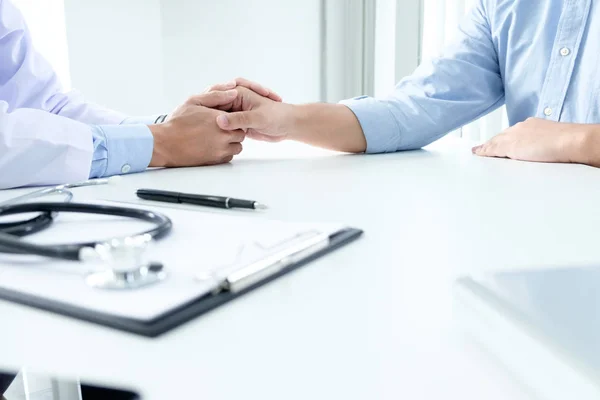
[121,115,161,125]
[89,124,153,178]
[339,96,402,154]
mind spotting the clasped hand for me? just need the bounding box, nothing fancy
[148,77,283,168]
[152,82,600,169]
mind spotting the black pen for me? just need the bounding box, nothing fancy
[136,189,267,210]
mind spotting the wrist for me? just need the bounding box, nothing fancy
[285,103,367,152]
[148,123,171,167]
[572,124,600,167]
[285,104,304,141]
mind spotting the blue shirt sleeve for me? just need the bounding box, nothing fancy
[89,124,154,178]
[340,0,504,153]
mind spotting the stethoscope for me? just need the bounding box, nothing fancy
[0,178,172,290]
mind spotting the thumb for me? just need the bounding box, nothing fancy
[217,111,262,131]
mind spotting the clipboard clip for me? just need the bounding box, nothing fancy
[217,231,331,293]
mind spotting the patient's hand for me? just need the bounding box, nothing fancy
[215,86,295,142]
[472,118,600,167]
[204,77,282,112]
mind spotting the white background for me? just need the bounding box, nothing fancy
[63,0,322,116]
[64,0,165,115]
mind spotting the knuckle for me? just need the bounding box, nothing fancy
[228,131,244,142]
[222,155,234,163]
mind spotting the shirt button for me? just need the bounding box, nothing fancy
[543,107,553,116]
[560,47,571,56]
[121,164,131,174]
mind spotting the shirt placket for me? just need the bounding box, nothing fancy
[536,0,591,121]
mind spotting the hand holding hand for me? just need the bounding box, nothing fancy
[197,77,282,115]
[206,77,282,104]
[166,77,282,121]
[148,91,245,167]
[215,86,294,142]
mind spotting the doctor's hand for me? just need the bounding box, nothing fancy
[215,86,294,142]
[148,91,245,167]
[472,118,600,167]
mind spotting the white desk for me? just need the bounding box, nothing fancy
[1,138,599,400]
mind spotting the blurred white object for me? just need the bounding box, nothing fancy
[454,266,600,400]
[4,370,80,400]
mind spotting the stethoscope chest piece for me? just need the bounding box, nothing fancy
[86,263,167,290]
[0,200,173,291]
[82,235,167,290]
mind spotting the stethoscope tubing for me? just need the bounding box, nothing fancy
[0,202,172,261]
[0,211,54,236]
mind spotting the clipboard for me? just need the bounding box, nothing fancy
[0,203,362,337]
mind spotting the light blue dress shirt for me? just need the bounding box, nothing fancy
[0,0,154,188]
[342,0,600,153]
[89,118,154,179]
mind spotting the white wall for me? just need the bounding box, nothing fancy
[64,0,165,116]
[63,0,322,116]
[160,0,322,109]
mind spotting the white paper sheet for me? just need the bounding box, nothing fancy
[0,201,344,321]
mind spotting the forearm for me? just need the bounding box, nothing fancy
[0,103,153,188]
[286,103,367,153]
